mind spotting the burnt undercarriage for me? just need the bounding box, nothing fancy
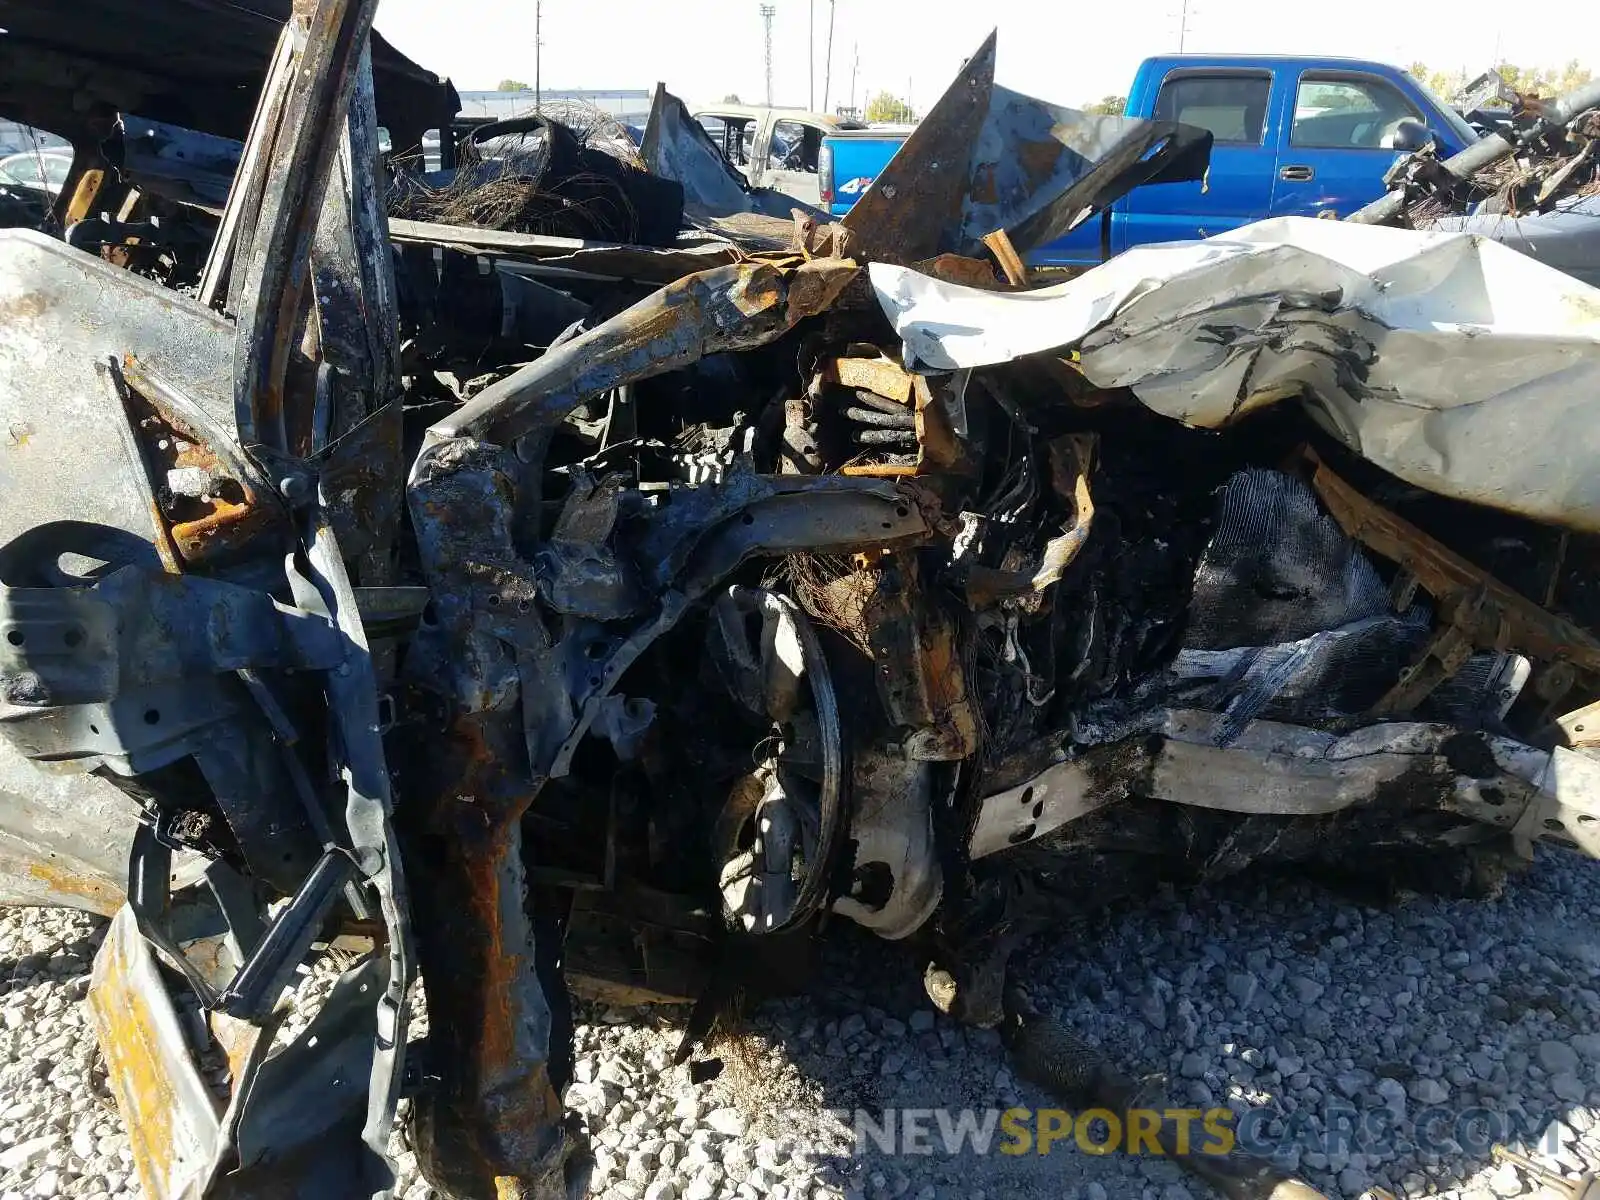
[1,5,1599,1200]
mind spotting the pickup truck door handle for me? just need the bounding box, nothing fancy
[1279,164,1315,182]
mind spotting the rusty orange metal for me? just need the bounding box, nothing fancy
[827,354,916,406]
[407,716,571,1198]
[912,375,963,472]
[115,362,278,568]
[25,860,124,915]
[63,169,106,228]
[862,555,979,761]
[1309,453,1600,675]
[88,910,220,1200]
[172,499,278,566]
[910,253,1006,290]
[981,229,1029,287]
[840,463,920,478]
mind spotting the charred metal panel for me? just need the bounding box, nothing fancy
[0,231,235,553]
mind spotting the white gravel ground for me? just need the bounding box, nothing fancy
[5,848,1600,1200]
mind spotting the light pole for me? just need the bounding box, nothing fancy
[822,0,836,113]
[760,4,776,107]
[809,0,816,110]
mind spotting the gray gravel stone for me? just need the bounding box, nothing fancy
[1539,1041,1582,1075]
[1226,971,1259,1008]
[1552,1073,1588,1103]
[705,1109,747,1138]
[11,847,1600,1200]
[1410,1077,1450,1105]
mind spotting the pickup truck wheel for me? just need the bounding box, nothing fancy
[706,586,846,935]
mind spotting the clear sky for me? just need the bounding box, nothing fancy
[374,0,1598,114]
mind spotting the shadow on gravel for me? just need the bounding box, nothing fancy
[692,847,1600,1200]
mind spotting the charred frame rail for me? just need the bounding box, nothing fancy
[1307,455,1600,715]
[405,249,931,1195]
[231,0,382,453]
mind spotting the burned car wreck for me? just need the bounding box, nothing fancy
[3,3,1600,1199]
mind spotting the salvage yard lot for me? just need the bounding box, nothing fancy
[6,850,1600,1199]
[3,3,1600,1199]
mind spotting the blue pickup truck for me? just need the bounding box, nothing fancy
[822,54,1481,266]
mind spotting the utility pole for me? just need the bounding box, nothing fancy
[822,0,836,113]
[849,43,859,117]
[535,0,543,112]
[760,4,776,107]
[809,0,816,110]
[1177,0,1191,52]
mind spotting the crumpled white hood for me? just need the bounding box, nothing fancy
[872,216,1600,529]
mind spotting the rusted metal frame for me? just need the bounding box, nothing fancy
[400,448,577,1197]
[863,556,980,762]
[981,229,1028,287]
[98,358,186,575]
[1308,457,1600,675]
[230,0,381,455]
[403,708,575,1200]
[122,357,282,509]
[399,469,926,1190]
[1371,593,1485,716]
[401,242,908,1187]
[116,357,287,569]
[427,257,860,450]
[87,906,224,1200]
[841,31,997,265]
[200,23,297,313]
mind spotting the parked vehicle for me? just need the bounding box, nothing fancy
[818,125,915,215]
[824,55,1481,265]
[693,104,864,208]
[0,120,69,160]
[0,149,73,196]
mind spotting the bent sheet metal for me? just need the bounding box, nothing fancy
[872,215,1600,528]
[4,12,1600,1200]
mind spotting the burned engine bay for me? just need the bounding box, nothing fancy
[3,3,1600,1199]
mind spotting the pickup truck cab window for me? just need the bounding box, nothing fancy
[769,120,820,173]
[697,115,752,168]
[1122,68,1279,249]
[1153,73,1272,144]
[1291,75,1424,149]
